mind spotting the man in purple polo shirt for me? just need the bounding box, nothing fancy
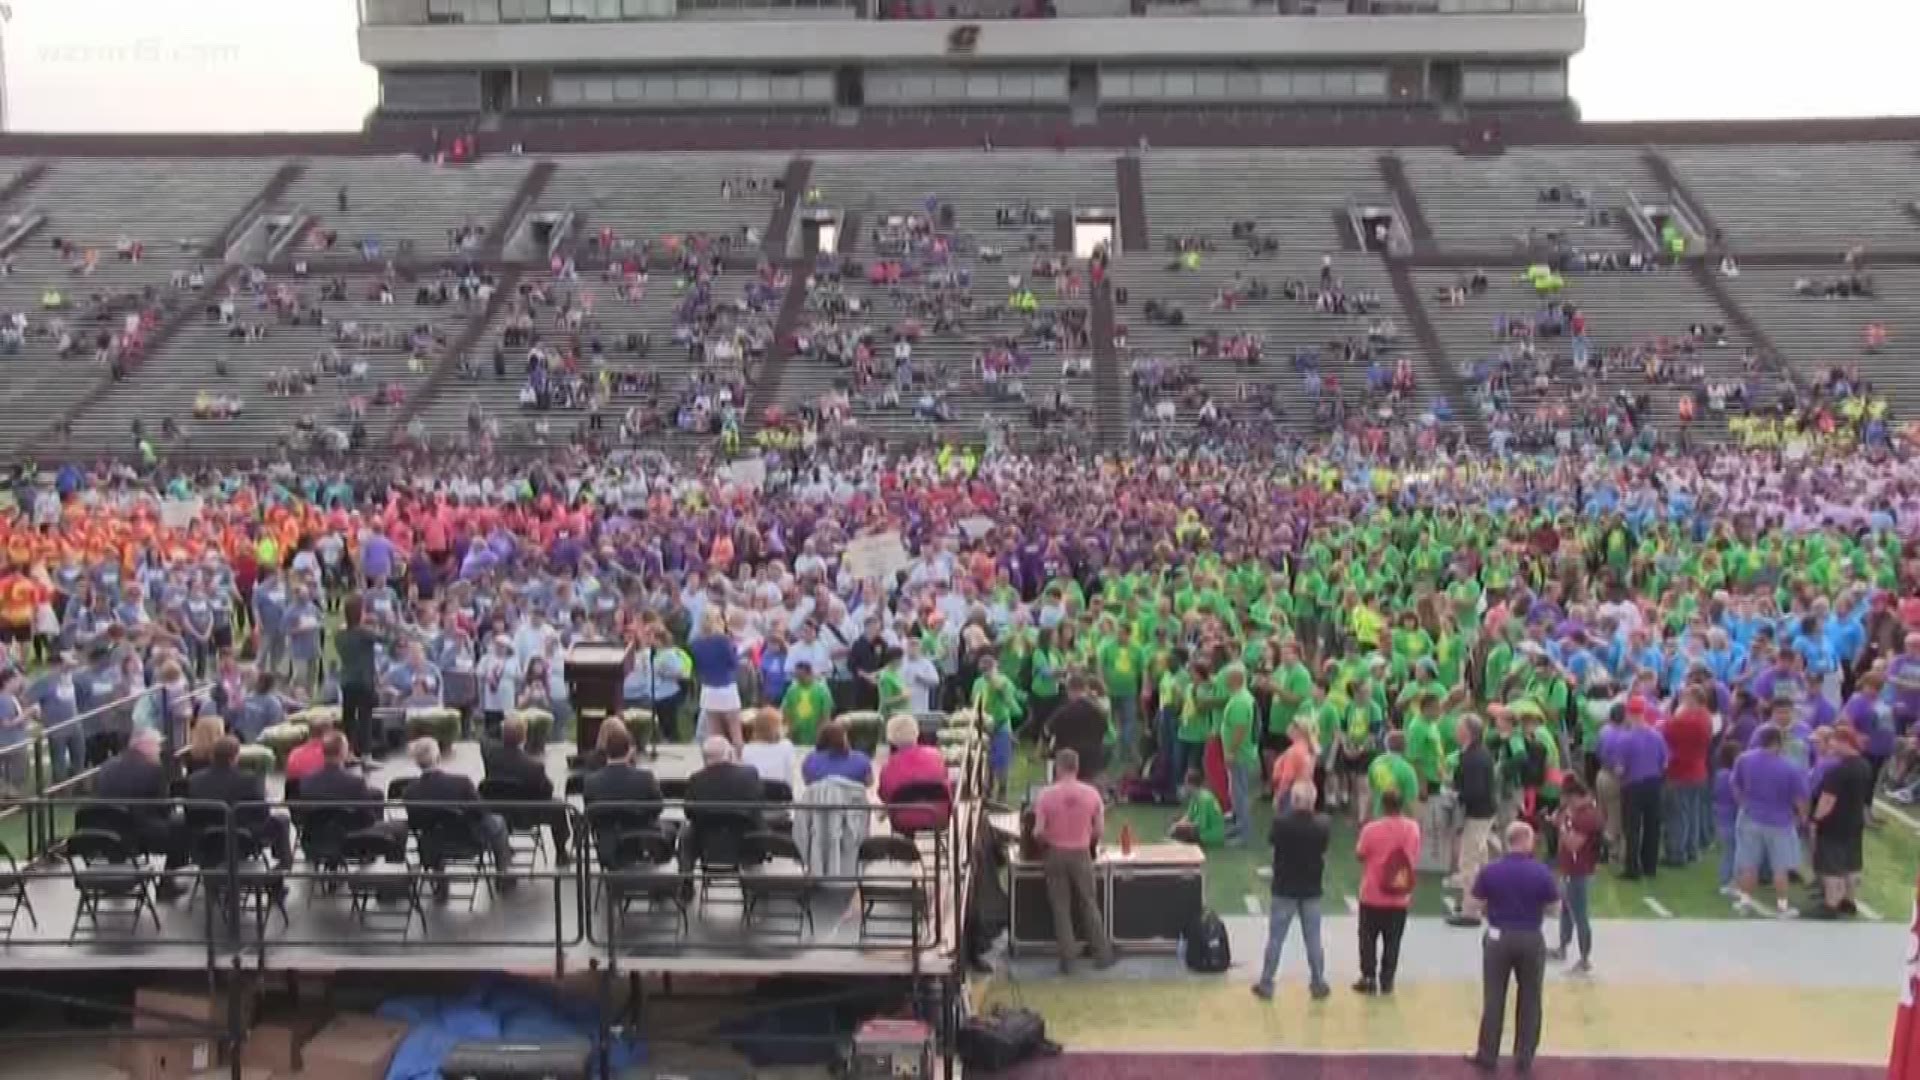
[1611,699,1668,881]
[1466,821,1558,1076]
[1731,725,1808,918]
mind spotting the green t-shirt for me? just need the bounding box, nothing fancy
[1404,716,1444,784]
[1176,674,1211,744]
[1368,752,1421,815]
[1182,787,1227,847]
[971,674,1024,731]
[1267,660,1315,734]
[1221,688,1260,772]
[780,680,835,747]
[1098,639,1144,698]
[877,668,910,717]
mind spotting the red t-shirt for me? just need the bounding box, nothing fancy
[1355,815,1421,909]
[1662,705,1714,785]
[1555,799,1606,876]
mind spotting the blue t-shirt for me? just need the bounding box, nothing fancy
[688,635,739,689]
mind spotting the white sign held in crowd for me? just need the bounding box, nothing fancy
[726,458,767,491]
[959,515,995,540]
[160,498,204,530]
[844,532,911,583]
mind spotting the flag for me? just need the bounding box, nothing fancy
[1890,870,1920,1080]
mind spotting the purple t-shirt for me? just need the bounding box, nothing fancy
[1889,654,1920,722]
[361,534,395,580]
[1614,725,1669,785]
[1472,854,1560,933]
[1712,769,1738,830]
[802,749,872,786]
[1733,748,1808,829]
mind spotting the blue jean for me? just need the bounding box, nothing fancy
[1557,873,1592,960]
[1717,817,1737,888]
[1256,896,1327,992]
[1663,782,1709,864]
[1112,694,1140,764]
[1227,760,1254,841]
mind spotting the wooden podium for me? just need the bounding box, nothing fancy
[564,642,630,751]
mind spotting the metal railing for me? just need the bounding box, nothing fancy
[0,741,989,976]
[0,683,218,860]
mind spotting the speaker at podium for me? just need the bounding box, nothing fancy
[565,642,630,752]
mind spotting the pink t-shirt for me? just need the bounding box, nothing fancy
[1355,814,1421,909]
[1034,778,1105,853]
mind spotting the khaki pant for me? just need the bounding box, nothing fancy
[1042,848,1113,970]
[1457,816,1496,892]
[1596,769,1623,864]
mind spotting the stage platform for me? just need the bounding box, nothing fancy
[0,738,984,982]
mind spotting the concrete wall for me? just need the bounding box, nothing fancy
[358,11,1585,65]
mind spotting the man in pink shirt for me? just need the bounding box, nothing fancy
[1032,748,1115,973]
[1353,788,1421,994]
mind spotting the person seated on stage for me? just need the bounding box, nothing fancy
[187,735,295,868]
[802,719,873,787]
[182,714,228,775]
[582,720,669,859]
[680,736,765,871]
[575,712,629,774]
[403,736,515,892]
[90,728,188,897]
[878,713,952,835]
[481,713,573,866]
[738,707,798,786]
[297,730,407,859]
[285,715,344,783]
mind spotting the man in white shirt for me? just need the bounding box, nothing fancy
[902,637,942,715]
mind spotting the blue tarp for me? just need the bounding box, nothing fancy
[377,977,646,1080]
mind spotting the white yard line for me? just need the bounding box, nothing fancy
[1877,799,1920,834]
[1642,896,1674,919]
[1855,900,1885,921]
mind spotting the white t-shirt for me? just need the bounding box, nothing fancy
[741,740,797,784]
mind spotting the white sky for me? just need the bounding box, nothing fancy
[0,0,1913,132]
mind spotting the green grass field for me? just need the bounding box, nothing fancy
[1008,751,1920,921]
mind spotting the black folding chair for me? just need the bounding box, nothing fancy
[856,834,926,944]
[684,808,757,911]
[761,779,796,834]
[740,831,815,941]
[0,840,38,938]
[189,826,289,938]
[886,779,954,930]
[338,828,425,939]
[73,804,149,865]
[63,829,160,941]
[599,829,687,942]
[407,806,495,909]
[477,778,550,867]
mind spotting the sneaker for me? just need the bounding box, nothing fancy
[1250,983,1274,1001]
[1839,899,1860,917]
[1310,983,1332,1001]
[1775,904,1800,920]
[1717,884,1739,898]
[1571,959,1593,976]
[1546,946,1566,962]
[1351,978,1378,995]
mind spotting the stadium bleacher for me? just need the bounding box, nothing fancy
[0,134,1911,458]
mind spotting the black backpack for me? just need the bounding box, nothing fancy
[1182,908,1231,973]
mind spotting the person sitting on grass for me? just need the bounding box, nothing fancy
[1170,767,1226,848]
